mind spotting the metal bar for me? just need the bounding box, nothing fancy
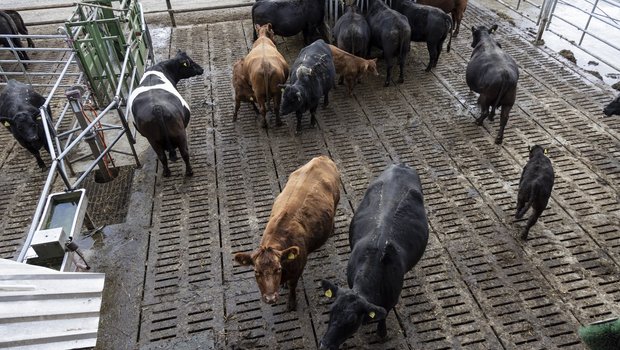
[0,59,76,64]
[536,0,556,43]
[72,130,126,189]
[5,2,74,12]
[580,0,601,45]
[56,127,83,139]
[0,34,67,39]
[166,0,176,27]
[15,160,58,263]
[42,51,77,110]
[0,71,81,76]
[555,0,620,31]
[57,100,118,160]
[549,13,620,56]
[0,47,73,52]
[145,2,253,15]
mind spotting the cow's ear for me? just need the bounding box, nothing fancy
[255,24,261,33]
[363,301,387,322]
[489,24,498,34]
[280,246,300,261]
[234,252,254,266]
[321,279,339,299]
[471,26,476,34]
[266,23,272,31]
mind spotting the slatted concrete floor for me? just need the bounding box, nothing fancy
[2,1,619,349]
[136,2,620,349]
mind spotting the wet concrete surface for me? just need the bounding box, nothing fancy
[1,1,620,349]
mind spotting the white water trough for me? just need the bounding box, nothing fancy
[25,189,89,271]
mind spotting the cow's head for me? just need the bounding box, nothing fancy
[234,245,300,304]
[603,95,620,116]
[255,23,275,43]
[0,111,42,145]
[173,50,204,79]
[470,24,498,48]
[279,84,304,116]
[364,58,379,77]
[319,280,387,350]
[528,144,547,158]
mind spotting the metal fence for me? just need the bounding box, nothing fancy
[1,1,150,268]
[494,0,620,77]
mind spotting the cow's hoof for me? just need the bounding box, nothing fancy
[488,115,495,122]
[295,128,302,136]
[475,119,484,126]
[286,302,297,312]
[163,171,171,177]
[397,78,404,84]
[520,231,529,240]
[383,81,390,87]
[377,324,387,339]
[185,170,194,177]
[276,120,283,127]
[425,67,432,72]
[494,137,503,145]
[260,121,268,129]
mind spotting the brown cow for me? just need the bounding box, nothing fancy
[234,156,341,311]
[417,0,468,36]
[240,23,289,128]
[232,58,259,121]
[328,44,379,96]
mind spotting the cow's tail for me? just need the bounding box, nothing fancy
[399,29,409,61]
[490,72,510,118]
[251,7,257,41]
[261,59,271,113]
[152,105,174,159]
[446,16,453,53]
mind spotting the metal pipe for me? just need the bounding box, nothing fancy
[15,159,59,263]
[5,2,74,12]
[536,0,556,44]
[72,130,126,189]
[580,0,601,46]
[556,0,620,31]
[57,99,118,160]
[145,2,253,15]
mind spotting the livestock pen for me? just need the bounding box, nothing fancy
[1,0,620,349]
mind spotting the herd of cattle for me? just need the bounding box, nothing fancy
[1,1,620,348]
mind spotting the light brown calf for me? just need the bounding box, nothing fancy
[232,58,258,121]
[234,156,341,311]
[328,44,378,96]
[241,23,289,128]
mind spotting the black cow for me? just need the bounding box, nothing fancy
[515,145,554,240]
[333,4,371,58]
[366,0,411,86]
[252,0,328,44]
[0,80,50,168]
[279,39,336,134]
[0,10,29,62]
[603,95,620,116]
[4,10,34,48]
[127,50,203,177]
[319,164,429,349]
[466,25,519,144]
[390,0,452,71]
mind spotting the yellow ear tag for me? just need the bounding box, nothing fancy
[281,88,284,92]
[3,121,9,127]
[183,62,188,67]
[369,311,376,319]
[249,97,254,101]
[288,253,296,260]
[325,289,332,298]
[544,149,548,155]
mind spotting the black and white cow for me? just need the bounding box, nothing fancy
[466,25,519,144]
[0,80,50,169]
[0,10,29,62]
[366,0,411,86]
[252,0,328,44]
[390,0,452,71]
[603,94,620,116]
[279,39,336,134]
[319,164,429,349]
[515,145,554,240]
[332,4,371,58]
[127,50,204,177]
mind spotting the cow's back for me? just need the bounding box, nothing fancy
[252,0,323,37]
[334,9,370,57]
[466,43,518,94]
[0,80,42,115]
[350,164,428,270]
[367,1,411,54]
[416,0,456,12]
[268,156,341,252]
[290,40,335,93]
[245,39,288,98]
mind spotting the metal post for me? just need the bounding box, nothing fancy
[579,0,600,46]
[166,0,176,27]
[65,86,114,182]
[536,0,556,44]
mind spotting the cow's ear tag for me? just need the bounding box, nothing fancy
[287,252,296,260]
[368,311,376,319]
[3,121,9,127]
[544,148,548,155]
[183,62,188,67]
[36,116,42,121]
[249,97,254,101]
[324,289,332,298]
[280,88,284,93]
